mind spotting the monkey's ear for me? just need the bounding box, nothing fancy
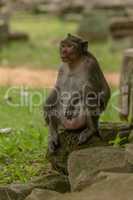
[82,41,88,51]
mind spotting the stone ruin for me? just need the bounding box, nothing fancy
[0,0,29,47]
[8,0,133,42]
[110,17,133,40]
[77,4,133,42]
[13,0,86,16]
[0,0,10,45]
[119,48,133,121]
[13,0,133,16]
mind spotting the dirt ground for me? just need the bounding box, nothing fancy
[0,67,120,88]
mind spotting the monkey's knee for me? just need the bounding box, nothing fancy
[50,114,60,129]
[78,128,93,145]
[43,107,50,124]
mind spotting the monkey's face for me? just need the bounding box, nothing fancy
[60,41,81,64]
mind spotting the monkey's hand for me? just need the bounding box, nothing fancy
[48,133,59,154]
[78,128,93,145]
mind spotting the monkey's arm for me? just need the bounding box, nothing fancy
[43,87,60,153]
[44,87,59,124]
[87,56,111,113]
[75,57,111,145]
[44,66,64,123]
[43,66,64,153]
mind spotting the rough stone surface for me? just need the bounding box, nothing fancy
[0,172,70,200]
[77,5,133,41]
[29,172,70,193]
[126,143,133,164]
[8,32,29,42]
[17,0,133,15]
[110,18,133,39]
[68,146,129,191]
[25,189,61,200]
[99,122,131,142]
[0,184,33,200]
[0,0,10,45]
[25,172,133,200]
[128,130,133,143]
[77,10,109,42]
[119,48,133,121]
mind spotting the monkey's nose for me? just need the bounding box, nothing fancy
[62,48,68,54]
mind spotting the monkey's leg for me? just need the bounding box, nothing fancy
[44,108,59,153]
[78,111,96,145]
[78,127,94,145]
[48,114,60,154]
[43,88,60,153]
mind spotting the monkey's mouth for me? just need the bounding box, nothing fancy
[61,56,69,61]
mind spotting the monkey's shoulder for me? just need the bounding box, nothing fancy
[58,63,69,75]
[82,54,100,73]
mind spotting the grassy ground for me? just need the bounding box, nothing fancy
[0,87,49,184]
[0,13,124,72]
[0,86,120,184]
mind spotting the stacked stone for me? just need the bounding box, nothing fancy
[110,18,133,39]
[0,0,10,45]
[119,49,133,122]
[77,3,133,42]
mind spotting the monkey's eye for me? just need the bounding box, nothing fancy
[61,41,68,48]
[61,42,73,48]
[61,44,66,48]
[67,44,73,48]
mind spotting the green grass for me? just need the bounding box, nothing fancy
[0,86,121,184]
[0,87,49,184]
[101,87,120,122]
[0,13,125,72]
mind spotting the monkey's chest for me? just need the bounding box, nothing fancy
[59,73,87,116]
[61,73,87,92]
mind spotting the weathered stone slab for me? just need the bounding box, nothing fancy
[110,18,133,39]
[25,189,61,200]
[99,121,131,142]
[0,184,33,200]
[0,172,70,200]
[25,173,133,200]
[68,146,128,191]
[126,143,133,164]
[29,172,70,193]
[119,48,133,122]
[77,10,109,42]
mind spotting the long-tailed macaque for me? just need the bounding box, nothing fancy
[44,34,111,153]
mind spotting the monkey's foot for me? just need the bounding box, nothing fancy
[48,134,59,154]
[78,128,93,145]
